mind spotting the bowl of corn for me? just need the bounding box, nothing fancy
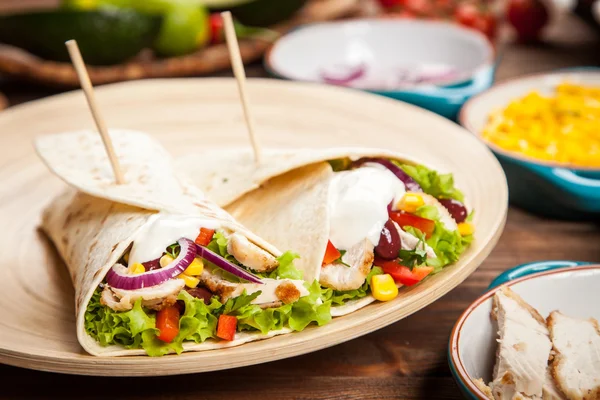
[459,69,600,219]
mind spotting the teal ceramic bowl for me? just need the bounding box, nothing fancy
[264,19,495,120]
[459,69,600,219]
[448,260,597,399]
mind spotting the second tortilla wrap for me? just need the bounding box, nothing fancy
[177,148,469,316]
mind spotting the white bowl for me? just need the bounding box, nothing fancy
[266,19,494,90]
[448,262,600,399]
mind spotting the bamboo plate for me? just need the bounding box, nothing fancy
[0,78,507,376]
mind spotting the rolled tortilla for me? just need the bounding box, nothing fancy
[36,130,298,356]
[177,148,460,316]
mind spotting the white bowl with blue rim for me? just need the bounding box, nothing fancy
[459,69,600,219]
[448,260,598,399]
[265,19,496,120]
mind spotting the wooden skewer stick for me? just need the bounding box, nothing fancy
[65,40,125,184]
[221,11,263,165]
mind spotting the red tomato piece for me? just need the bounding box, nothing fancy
[156,305,180,343]
[507,0,549,42]
[378,261,433,286]
[217,315,237,341]
[209,13,224,45]
[411,266,434,281]
[195,228,215,247]
[322,240,341,266]
[454,2,479,27]
[388,211,435,238]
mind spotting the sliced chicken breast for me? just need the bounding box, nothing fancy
[320,239,374,291]
[199,265,308,305]
[101,278,186,312]
[227,233,279,273]
[489,288,557,400]
[548,311,600,400]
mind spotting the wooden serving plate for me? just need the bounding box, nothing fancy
[0,78,507,376]
[0,0,362,87]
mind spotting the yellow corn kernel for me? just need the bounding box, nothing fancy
[129,263,145,275]
[458,222,474,236]
[178,273,200,288]
[184,258,204,276]
[397,193,424,213]
[159,254,174,268]
[371,274,399,302]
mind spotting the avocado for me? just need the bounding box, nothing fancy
[202,0,307,27]
[0,9,161,65]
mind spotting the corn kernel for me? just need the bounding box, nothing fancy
[458,222,474,236]
[160,254,174,268]
[482,81,600,168]
[371,274,398,302]
[129,263,145,275]
[123,252,129,263]
[178,273,200,288]
[184,258,204,276]
[397,193,424,213]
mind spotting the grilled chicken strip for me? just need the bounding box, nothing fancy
[198,265,308,305]
[227,233,279,272]
[100,278,185,312]
[395,221,437,259]
[320,239,375,291]
[548,311,600,400]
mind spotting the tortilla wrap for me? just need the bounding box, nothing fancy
[177,148,450,316]
[36,130,295,356]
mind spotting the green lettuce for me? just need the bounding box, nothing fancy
[396,163,465,202]
[321,266,383,305]
[407,205,473,273]
[84,288,221,357]
[222,280,331,334]
[85,277,331,356]
[267,252,303,280]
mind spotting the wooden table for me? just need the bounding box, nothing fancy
[1,13,600,400]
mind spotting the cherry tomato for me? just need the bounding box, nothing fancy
[454,2,479,26]
[377,0,405,8]
[507,0,549,42]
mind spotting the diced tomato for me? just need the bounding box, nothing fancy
[217,314,237,341]
[411,266,434,281]
[389,211,435,238]
[379,261,433,286]
[156,305,180,343]
[209,13,224,45]
[195,228,215,247]
[322,240,341,266]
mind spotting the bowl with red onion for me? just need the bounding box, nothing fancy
[265,19,496,119]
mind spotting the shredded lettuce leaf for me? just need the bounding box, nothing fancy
[406,205,472,272]
[84,277,331,356]
[321,266,383,305]
[396,163,465,202]
[84,289,222,357]
[266,252,303,280]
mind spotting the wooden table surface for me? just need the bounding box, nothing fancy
[1,12,600,400]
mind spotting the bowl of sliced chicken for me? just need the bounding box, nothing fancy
[449,260,600,400]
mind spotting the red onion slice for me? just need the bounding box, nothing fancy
[320,64,366,86]
[106,238,196,290]
[353,157,423,193]
[196,244,263,284]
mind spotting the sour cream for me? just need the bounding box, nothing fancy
[128,214,221,267]
[328,167,406,250]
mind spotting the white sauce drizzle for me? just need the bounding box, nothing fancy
[328,166,406,250]
[128,214,221,268]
